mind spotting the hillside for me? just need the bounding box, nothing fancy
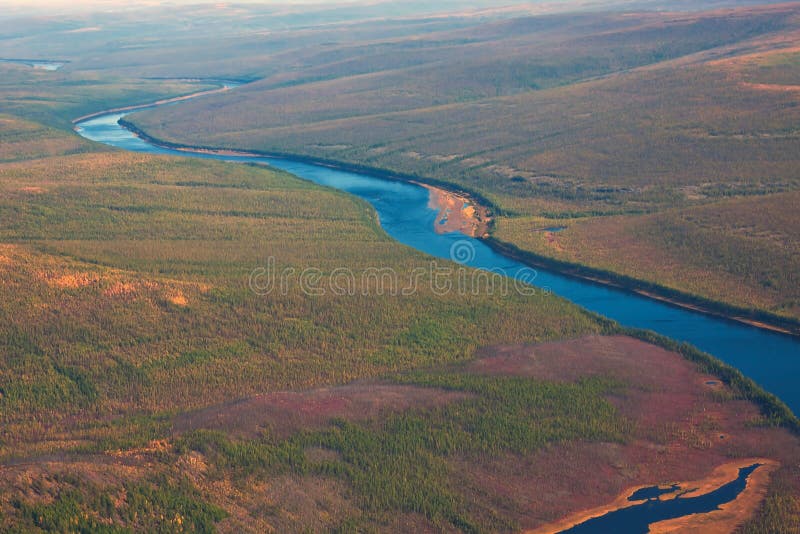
[127,3,800,323]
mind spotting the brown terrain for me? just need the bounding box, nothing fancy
[425,184,491,238]
[122,2,800,327]
[462,336,800,531]
[172,384,472,440]
[1,335,796,532]
[70,84,235,124]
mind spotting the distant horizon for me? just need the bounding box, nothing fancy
[0,0,497,8]
[0,0,382,15]
[0,0,528,17]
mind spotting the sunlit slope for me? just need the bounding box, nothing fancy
[0,4,798,530]
[0,121,600,460]
[0,62,218,128]
[128,6,793,134]
[496,190,800,318]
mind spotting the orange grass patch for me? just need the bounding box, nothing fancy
[167,292,189,306]
[741,82,800,92]
[39,271,101,289]
[103,281,138,298]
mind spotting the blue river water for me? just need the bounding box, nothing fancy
[0,58,64,70]
[561,464,761,533]
[75,110,800,415]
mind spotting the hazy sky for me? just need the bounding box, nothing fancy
[1,0,521,17]
[3,0,356,5]
[0,0,380,17]
[0,0,357,11]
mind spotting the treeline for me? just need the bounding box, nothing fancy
[10,474,226,533]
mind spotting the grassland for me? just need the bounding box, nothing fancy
[495,190,800,321]
[126,3,800,326]
[3,324,798,531]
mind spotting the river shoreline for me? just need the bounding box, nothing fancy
[526,458,779,534]
[113,116,799,338]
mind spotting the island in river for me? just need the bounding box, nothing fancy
[425,184,492,238]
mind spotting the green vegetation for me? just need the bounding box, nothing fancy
[0,63,219,129]
[0,114,89,162]
[10,474,226,533]
[177,371,626,531]
[0,96,609,532]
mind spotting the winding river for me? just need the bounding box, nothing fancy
[74,104,800,415]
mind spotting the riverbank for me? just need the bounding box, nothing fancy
[78,94,800,418]
[115,117,799,338]
[484,237,800,338]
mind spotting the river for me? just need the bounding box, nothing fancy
[561,463,761,534]
[74,106,800,415]
[0,58,64,70]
